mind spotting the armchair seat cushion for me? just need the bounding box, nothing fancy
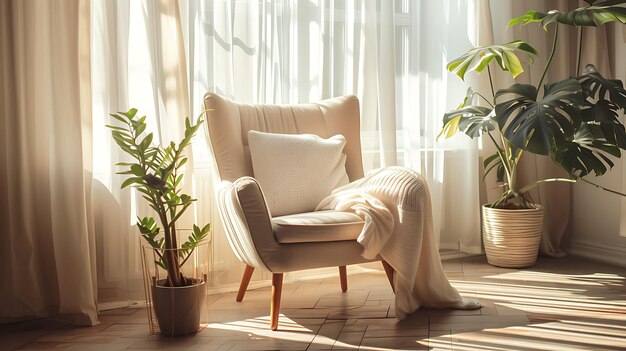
[272,210,364,244]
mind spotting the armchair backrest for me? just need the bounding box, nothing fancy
[203,93,364,183]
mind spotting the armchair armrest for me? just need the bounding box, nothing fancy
[217,176,277,271]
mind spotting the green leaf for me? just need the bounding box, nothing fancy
[447,40,538,80]
[483,153,500,170]
[177,157,187,169]
[508,10,545,27]
[130,164,144,176]
[125,108,138,119]
[580,100,626,149]
[136,123,147,136]
[111,130,134,144]
[109,113,128,124]
[442,106,495,139]
[173,174,184,188]
[495,80,585,155]
[553,123,620,176]
[134,116,146,125]
[202,223,211,234]
[509,2,626,29]
[438,88,495,140]
[184,117,192,137]
[121,177,141,189]
[577,64,626,111]
[482,152,507,183]
[105,124,130,132]
[140,133,153,150]
[483,159,503,182]
[179,194,194,205]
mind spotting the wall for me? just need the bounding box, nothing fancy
[566,24,626,268]
[567,169,626,268]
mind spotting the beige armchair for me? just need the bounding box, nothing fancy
[203,93,395,330]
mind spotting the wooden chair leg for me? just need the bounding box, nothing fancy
[270,273,283,331]
[339,265,347,292]
[381,260,395,293]
[236,265,255,302]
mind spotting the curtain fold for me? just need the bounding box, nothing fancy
[91,0,194,305]
[407,0,484,254]
[0,0,97,325]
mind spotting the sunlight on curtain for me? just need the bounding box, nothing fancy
[396,1,482,253]
[90,0,485,303]
[176,0,484,292]
[0,0,98,325]
[91,0,194,305]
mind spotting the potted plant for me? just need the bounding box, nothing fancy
[108,109,211,336]
[439,1,626,267]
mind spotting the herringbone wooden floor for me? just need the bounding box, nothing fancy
[2,255,625,350]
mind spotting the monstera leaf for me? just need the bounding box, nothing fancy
[438,88,496,140]
[447,41,538,80]
[580,100,626,149]
[578,64,626,109]
[576,64,626,149]
[554,123,622,177]
[495,79,585,155]
[509,1,626,28]
[442,106,495,139]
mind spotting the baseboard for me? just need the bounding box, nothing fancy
[440,250,478,261]
[567,240,626,268]
[98,301,147,312]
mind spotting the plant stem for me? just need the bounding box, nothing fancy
[579,177,626,197]
[487,66,496,102]
[576,26,584,76]
[487,131,503,153]
[499,134,514,183]
[475,92,495,108]
[486,132,512,184]
[157,195,181,287]
[170,203,192,228]
[519,177,577,194]
[179,248,195,268]
[538,24,559,94]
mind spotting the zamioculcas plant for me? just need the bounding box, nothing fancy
[108,109,210,287]
[439,0,626,209]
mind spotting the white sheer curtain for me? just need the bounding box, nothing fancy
[91,0,197,305]
[402,1,483,253]
[1,0,486,320]
[176,0,484,290]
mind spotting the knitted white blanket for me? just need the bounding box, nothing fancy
[316,166,481,318]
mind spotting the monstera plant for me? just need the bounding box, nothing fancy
[440,0,626,208]
[439,0,626,267]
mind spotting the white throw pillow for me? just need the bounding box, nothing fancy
[248,131,349,216]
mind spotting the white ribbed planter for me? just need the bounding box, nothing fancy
[482,205,543,268]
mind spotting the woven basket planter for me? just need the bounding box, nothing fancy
[482,205,543,268]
